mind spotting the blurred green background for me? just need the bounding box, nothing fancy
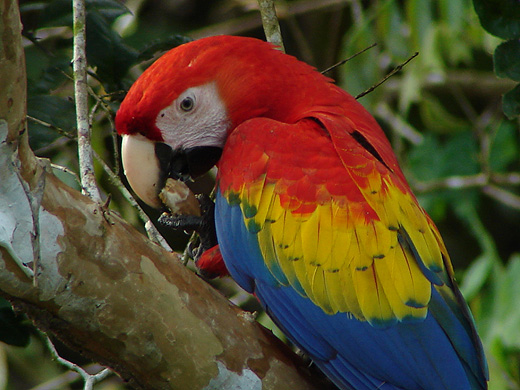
[1,0,519,388]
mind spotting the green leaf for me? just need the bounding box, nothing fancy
[338,35,382,109]
[494,40,520,81]
[437,24,473,65]
[137,35,193,63]
[489,120,518,171]
[494,255,520,349]
[419,93,469,134]
[453,200,499,258]
[375,1,409,58]
[87,0,129,23]
[409,131,479,179]
[27,58,70,95]
[39,0,129,27]
[439,0,465,34]
[399,64,423,111]
[460,254,493,300]
[415,192,449,221]
[502,84,520,119]
[34,0,137,90]
[473,0,520,39]
[27,95,76,151]
[442,132,480,176]
[85,9,138,90]
[39,0,73,27]
[408,134,444,180]
[485,344,512,390]
[406,0,433,48]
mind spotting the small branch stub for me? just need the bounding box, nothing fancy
[257,0,286,52]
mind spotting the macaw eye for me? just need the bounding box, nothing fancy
[180,96,194,112]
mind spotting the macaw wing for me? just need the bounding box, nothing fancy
[216,116,487,390]
[218,115,444,323]
[314,109,487,378]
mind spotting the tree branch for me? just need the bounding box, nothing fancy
[0,138,327,388]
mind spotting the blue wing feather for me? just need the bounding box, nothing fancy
[216,192,487,390]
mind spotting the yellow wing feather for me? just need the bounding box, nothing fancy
[230,162,446,326]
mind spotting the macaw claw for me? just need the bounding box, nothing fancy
[158,193,218,260]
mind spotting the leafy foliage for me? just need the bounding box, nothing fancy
[473,0,520,40]
[502,84,520,119]
[21,0,192,152]
[6,0,520,389]
[320,1,520,387]
[494,40,520,81]
[473,0,520,119]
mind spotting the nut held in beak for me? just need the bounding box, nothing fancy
[159,178,201,216]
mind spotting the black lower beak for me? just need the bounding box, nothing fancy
[154,143,222,184]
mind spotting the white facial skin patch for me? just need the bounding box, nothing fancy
[155,82,230,151]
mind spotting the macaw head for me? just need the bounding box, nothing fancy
[115,35,332,208]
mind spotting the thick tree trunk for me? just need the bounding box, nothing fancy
[0,2,332,389]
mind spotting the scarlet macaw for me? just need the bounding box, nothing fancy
[115,36,488,390]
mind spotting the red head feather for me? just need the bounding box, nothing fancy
[116,36,348,141]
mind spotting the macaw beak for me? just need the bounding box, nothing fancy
[121,134,163,208]
[121,134,222,209]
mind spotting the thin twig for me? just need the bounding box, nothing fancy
[321,43,378,74]
[257,0,285,52]
[73,0,101,202]
[492,172,520,185]
[413,173,488,193]
[27,115,72,139]
[356,52,419,99]
[448,83,478,123]
[475,105,501,177]
[483,185,520,211]
[29,364,111,390]
[44,335,113,390]
[412,171,520,210]
[88,99,102,132]
[86,84,121,175]
[51,163,81,186]
[323,6,344,69]
[27,115,77,157]
[375,102,423,145]
[34,137,72,156]
[92,150,172,252]
[350,0,363,25]
[183,232,199,266]
[144,220,173,252]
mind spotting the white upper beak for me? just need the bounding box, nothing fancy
[121,134,162,208]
